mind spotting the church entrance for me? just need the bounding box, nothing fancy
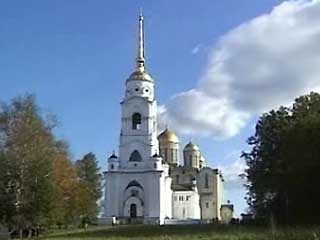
[123,180,144,223]
[130,204,137,218]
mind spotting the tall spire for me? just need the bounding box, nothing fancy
[136,11,145,72]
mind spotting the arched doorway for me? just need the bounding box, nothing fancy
[130,204,137,218]
[123,180,144,222]
[124,196,144,218]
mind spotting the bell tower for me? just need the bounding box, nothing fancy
[119,13,159,169]
[104,13,172,225]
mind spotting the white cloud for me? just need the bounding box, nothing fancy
[158,90,249,138]
[159,0,320,138]
[218,156,247,190]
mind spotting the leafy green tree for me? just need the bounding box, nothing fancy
[0,151,16,227]
[243,92,320,225]
[0,95,57,236]
[75,153,102,225]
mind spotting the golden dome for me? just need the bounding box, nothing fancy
[184,141,200,151]
[158,129,179,143]
[127,70,153,83]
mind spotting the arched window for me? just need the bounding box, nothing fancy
[189,155,192,166]
[175,149,178,162]
[170,149,174,162]
[164,148,168,161]
[126,180,143,190]
[205,173,209,188]
[132,113,142,130]
[129,150,142,162]
[176,175,180,184]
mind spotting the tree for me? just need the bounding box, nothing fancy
[0,151,16,227]
[242,92,320,225]
[49,142,81,227]
[75,153,102,225]
[0,95,57,237]
[0,94,103,233]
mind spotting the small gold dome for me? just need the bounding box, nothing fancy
[127,70,153,82]
[184,141,200,151]
[158,129,179,143]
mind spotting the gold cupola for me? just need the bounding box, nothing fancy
[158,128,180,165]
[158,128,179,143]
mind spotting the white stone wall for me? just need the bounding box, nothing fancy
[104,74,173,224]
[170,166,224,221]
[119,97,158,169]
[172,190,201,219]
[104,169,172,221]
[159,166,173,223]
[216,173,224,220]
[220,206,233,224]
[197,168,217,220]
[125,80,154,101]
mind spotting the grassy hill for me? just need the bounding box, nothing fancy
[41,225,320,240]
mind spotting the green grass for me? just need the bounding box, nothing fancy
[41,225,320,240]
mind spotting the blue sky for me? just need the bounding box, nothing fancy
[2,0,319,216]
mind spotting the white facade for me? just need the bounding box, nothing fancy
[171,166,224,220]
[103,14,172,225]
[172,186,201,219]
[103,14,226,225]
[220,204,234,224]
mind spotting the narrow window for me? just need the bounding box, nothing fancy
[129,150,142,162]
[175,149,178,162]
[132,113,142,130]
[164,148,168,161]
[176,175,180,184]
[205,173,209,188]
[170,149,174,162]
[206,202,209,208]
[111,164,114,169]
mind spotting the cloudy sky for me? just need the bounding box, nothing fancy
[1,0,320,216]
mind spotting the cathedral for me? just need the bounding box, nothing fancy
[103,14,226,225]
